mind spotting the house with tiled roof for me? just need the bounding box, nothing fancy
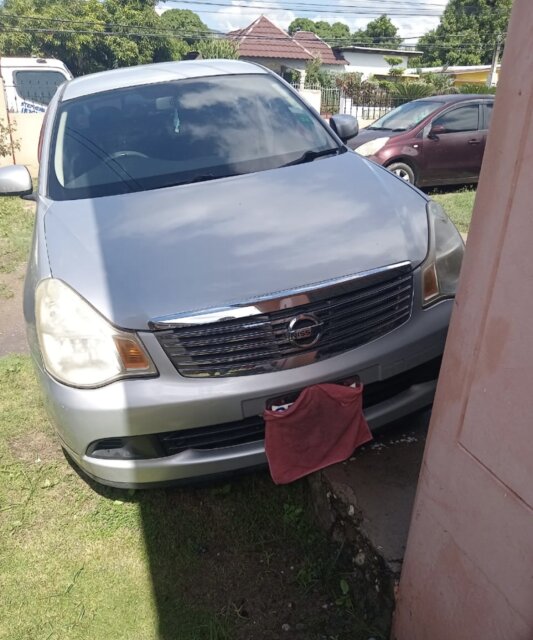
[227,16,346,78]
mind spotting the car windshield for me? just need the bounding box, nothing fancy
[368,100,441,132]
[48,73,340,200]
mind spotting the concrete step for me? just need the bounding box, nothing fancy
[307,409,431,635]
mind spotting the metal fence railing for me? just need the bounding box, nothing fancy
[337,89,399,121]
[294,83,399,120]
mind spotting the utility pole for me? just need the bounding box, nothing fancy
[487,34,502,87]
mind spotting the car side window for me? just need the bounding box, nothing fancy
[13,70,67,106]
[433,104,480,133]
[483,102,494,130]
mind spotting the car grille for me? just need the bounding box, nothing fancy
[155,265,414,378]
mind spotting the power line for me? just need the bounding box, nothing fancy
[0,1,452,19]
[0,13,506,45]
[0,25,499,50]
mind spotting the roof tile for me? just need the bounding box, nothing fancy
[229,16,338,62]
[293,31,346,65]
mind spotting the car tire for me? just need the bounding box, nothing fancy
[387,162,416,185]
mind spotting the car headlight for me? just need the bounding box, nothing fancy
[36,279,157,388]
[354,137,389,157]
[422,201,465,306]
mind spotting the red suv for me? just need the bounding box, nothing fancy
[348,94,494,187]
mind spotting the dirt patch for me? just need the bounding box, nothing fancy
[8,430,62,464]
[0,264,28,356]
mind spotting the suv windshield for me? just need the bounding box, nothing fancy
[48,73,340,200]
[368,100,441,132]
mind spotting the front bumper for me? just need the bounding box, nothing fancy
[36,295,453,488]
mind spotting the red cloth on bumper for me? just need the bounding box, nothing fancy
[264,383,372,485]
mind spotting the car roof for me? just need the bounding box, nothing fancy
[61,59,267,102]
[417,93,494,104]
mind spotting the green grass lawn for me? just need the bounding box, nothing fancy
[0,196,34,298]
[0,197,33,273]
[0,356,384,640]
[431,187,476,234]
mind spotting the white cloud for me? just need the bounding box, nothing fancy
[159,0,446,40]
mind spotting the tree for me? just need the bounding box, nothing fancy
[417,0,512,66]
[384,55,405,80]
[329,22,351,41]
[0,0,196,75]
[350,15,403,47]
[195,39,239,60]
[288,18,316,35]
[351,28,373,46]
[287,15,402,47]
[159,8,209,43]
[287,18,351,44]
[363,15,403,48]
[303,56,335,88]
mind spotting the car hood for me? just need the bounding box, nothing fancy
[349,128,406,149]
[44,152,429,330]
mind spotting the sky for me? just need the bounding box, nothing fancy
[159,0,448,41]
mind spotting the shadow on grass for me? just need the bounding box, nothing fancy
[423,183,477,197]
[65,452,386,640]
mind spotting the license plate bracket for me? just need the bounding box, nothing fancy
[266,375,360,411]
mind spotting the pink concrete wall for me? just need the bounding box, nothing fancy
[392,1,533,638]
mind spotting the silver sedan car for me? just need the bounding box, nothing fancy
[0,60,464,488]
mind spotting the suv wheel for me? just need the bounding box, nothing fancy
[388,162,415,185]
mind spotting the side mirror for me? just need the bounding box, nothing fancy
[0,165,33,197]
[330,114,359,142]
[428,123,446,139]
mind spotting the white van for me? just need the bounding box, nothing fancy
[0,57,72,113]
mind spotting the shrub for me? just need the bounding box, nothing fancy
[458,83,497,94]
[421,72,458,95]
[0,120,19,159]
[391,82,435,103]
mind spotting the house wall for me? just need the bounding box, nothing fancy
[452,70,496,85]
[239,57,342,76]
[392,0,533,637]
[341,51,412,79]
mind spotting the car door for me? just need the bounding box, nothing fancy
[421,102,483,185]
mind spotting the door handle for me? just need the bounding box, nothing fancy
[468,139,481,144]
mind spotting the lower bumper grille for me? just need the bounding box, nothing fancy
[155,264,414,378]
[155,357,442,457]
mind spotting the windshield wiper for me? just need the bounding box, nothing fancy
[367,126,393,131]
[172,173,237,187]
[282,147,341,167]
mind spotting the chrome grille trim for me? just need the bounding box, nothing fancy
[149,261,411,329]
[154,263,414,377]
